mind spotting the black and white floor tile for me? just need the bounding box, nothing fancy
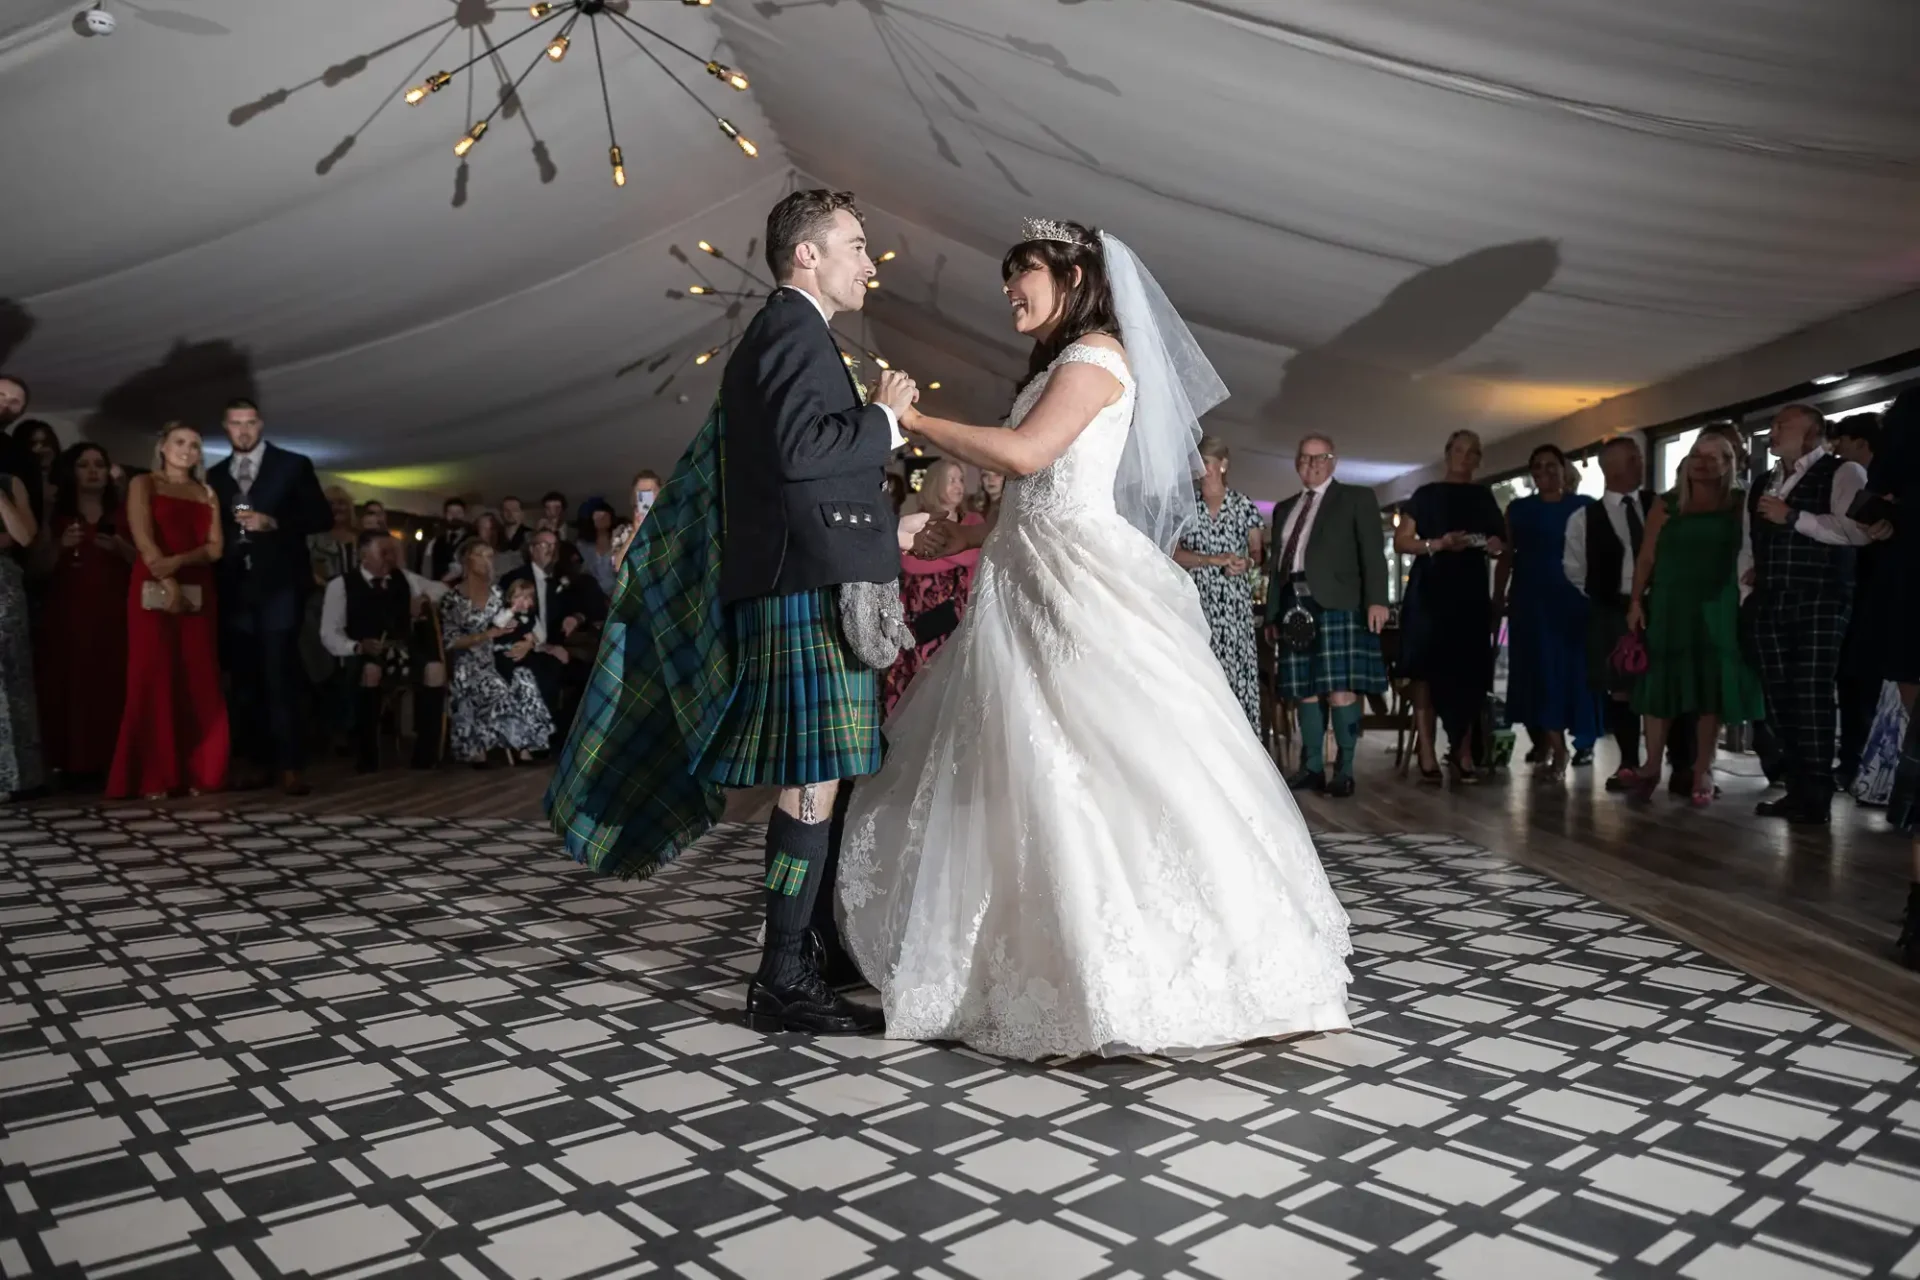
[3,809,1918,1280]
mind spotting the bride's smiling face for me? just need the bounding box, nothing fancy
[1003,257,1081,339]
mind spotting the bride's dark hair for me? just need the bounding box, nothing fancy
[1002,222,1119,386]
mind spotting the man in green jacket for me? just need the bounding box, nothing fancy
[1264,434,1390,797]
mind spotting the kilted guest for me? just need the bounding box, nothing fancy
[1174,436,1266,731]
[884,458,985,717]
[545,190,924,1035]
[1624,431,1765,806]
[1393,430,1505,782]
[1748,404,1872,826]
[318,530,449,772]
[1262,433,1389,798]
[1562,435,1696,793]
[1497,444,1602,777]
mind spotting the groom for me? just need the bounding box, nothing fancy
[704,190,917,1034]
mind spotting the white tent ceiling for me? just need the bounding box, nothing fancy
[4,0,1917,507]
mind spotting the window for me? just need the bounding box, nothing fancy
[1656,427,1703,494]
[1570,453,1606,499]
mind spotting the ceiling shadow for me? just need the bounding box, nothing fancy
[0,300,34,369]
[84,339,259,457]
[1263,238,1560,443]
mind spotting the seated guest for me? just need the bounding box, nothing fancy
[540,491,573,542]
[37,443,135,784]
[576,497,619,595]
[318,531,449,771]
[1626,431,1765,805]
[475,510,522,579]
[884,458,986,716]
[440,538,554,766]
[500,528,601,726]
[491,576,541,681]
[358,500,388,532]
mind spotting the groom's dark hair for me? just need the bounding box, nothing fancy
[1003,222,1119,387]
[766,189,864,279]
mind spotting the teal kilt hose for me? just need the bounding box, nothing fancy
[696,587,882,788]
[1275,586,1387,699]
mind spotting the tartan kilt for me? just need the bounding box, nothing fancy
[1275,589,1387,699]
[695,587,882,787]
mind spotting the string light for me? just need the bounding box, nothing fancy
[716,118,758,157]
[705,61,749,91]
[872,356,891,370]
[693,346,723,366]
[697,241,720,257]
[453,120,488,156]
[529,2,553,14]
[865,279,880,290]
[927,381,942,391]
[609,144,625,187]
[877,250,897,263]
[682,0,712,6]
[404,70,452,105]
[545,33,569,61]
[687,285,710,295]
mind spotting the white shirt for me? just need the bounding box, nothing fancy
[1274,479,1332,575]
[1739,445,1872,576]
[320,568,448,659]
[782,286,906,450]
[1562,489,1643,598]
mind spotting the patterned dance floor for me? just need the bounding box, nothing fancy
[2,809,1918,1279]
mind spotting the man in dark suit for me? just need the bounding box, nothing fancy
[1263,435,1390,798]
[697,189,917,1035]
[207,399,333,795]
[499,528,602,731]
[1562,435,1697,792]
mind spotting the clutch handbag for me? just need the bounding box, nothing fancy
[1609,629,1648,677]
[139,580,204,612]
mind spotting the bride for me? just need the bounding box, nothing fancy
[836,220,1352,1061]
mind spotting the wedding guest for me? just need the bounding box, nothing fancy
[1394,430,1504,781]
[0,435,42,797]
[631,471,663,526]
[439,538,554,765]
[0,376,25,435]
[1626,431,1765,805]
[1832,414,1884,789]
[1263,434,1389,798]
[310,486,358,585]
[968,470,1006,521]
[303,485,361,737]
[1175,437,1266,731]
[576,498,619,595]
[1497,444,1601,777]
[883,458,985,716]
[207,398,334,796]
[499,495,530,552]
[1563,436,1697,792]
[422,498,469,583]
[9,419,59,523]
[540,491,573,542]
[37,444,134,783]
[499,528,600,726]
[358,500,388,532]
[1866,390,1917,708]
[108,425,228,799]
[1749,404,1871,825]
[319,531,449,772]
[475,510,522,579]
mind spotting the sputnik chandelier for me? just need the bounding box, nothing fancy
[402,0,757,186]
[624,237,941,422]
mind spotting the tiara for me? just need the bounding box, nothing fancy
[1020,217,1089,247]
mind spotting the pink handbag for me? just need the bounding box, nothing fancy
[1610,629,1648,677]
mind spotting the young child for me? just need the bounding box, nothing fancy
[492,578,539,682]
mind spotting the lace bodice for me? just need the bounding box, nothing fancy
[1005,343,1136,526]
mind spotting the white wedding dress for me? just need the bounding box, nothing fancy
[837,342,1353,1061]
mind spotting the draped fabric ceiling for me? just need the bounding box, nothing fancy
[4,0,1917,508]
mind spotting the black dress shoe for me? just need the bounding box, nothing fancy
[1571,749,1595,768]
[1897,885,1920,971]
[1788,800,1832,827]
[1285,769,1326,794]
[745,971,884,1035]
[1327,774,1356,799]
[807,929,865,992]
[1755,794,1801,818]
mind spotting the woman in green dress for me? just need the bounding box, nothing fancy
[1626,431,1766,806]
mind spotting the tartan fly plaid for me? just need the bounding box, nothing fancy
[544,401,733,880]
[695,588,882,788]
[1275,587,1387,699]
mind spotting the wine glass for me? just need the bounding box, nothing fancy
[232,496,254,541]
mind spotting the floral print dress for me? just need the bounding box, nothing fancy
[441,585,555,760]
[1179,488,1265,728]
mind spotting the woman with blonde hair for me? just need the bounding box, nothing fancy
[883,457,987,715]
[108,423,228,798]
[1174,435,1266,728]
[1624,431,1765,805]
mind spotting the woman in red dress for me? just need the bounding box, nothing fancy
[882,459,988,717]
[107,424,229,799]
[37,444,136,783]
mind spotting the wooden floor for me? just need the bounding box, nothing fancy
[33,737,1920,1054]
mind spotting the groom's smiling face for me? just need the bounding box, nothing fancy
[797,209,877,316]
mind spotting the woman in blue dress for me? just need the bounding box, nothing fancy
[1497,445,1602,778]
